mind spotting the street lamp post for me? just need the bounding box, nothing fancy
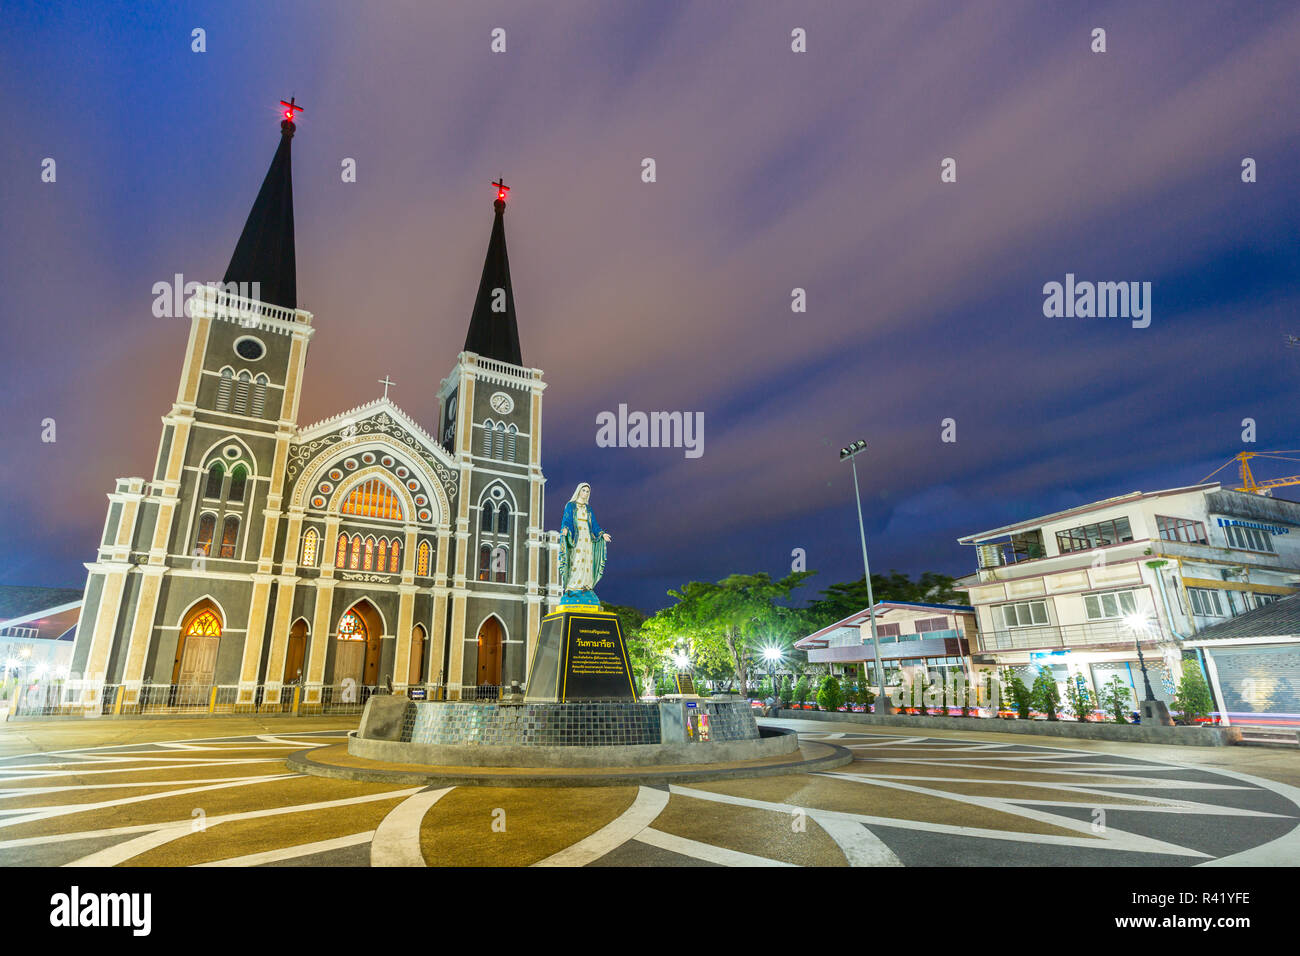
[840,440,893,714]
[1125,614,1175,726]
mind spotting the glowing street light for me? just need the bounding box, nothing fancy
[840,439,892,713]
[1125,613,1173,725]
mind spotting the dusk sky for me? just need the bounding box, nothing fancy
[3,1,1299,613]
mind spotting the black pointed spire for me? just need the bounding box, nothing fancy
[223,102,300,310]
[464,180,523,366]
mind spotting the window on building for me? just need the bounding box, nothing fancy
[417,541,430,576]
[250,374,268,417]
[1254,592,1280,608]
[492,546,508,583]
[1156,515,1208,544]
[232,370,252,415]
[481,501,495,532]
[478,544,492,580]
[349,533,362,570]
[507,425,517,462]
[873,622,901,643]
[998,600,1049,628]
[195,513,216,556]
[389,540,400,573]
[497,505,510,535]
[363,536,375,570]
[1187,587,1226,617]
[300,528,318,567]
[219,516,239,558]
[340,478,403,521]
[376,538,388,571]
[1224,524,1275,553]
[493,423,505,460]
[204,462,224,499]
[914,616,948,634]
[1084,589,1138,620]
[1056,516,1133,553]
[338,610,366,640]
[215,368,234,411]
[335,532,347,568]
[481,420,495,457]
[228,465,247,503]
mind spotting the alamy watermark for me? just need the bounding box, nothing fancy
[596,404,704,459]
[1042,273,1151,329]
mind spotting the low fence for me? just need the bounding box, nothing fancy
[1,679,472,719]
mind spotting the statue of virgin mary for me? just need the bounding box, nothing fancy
[558,482,612,604]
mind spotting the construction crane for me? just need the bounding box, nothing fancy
[1201,451,1300,495]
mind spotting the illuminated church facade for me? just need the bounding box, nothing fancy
[70,108,559,708]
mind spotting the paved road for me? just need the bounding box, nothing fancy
[1,717,1297,866]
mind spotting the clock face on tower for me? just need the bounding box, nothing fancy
[489,391,514,415]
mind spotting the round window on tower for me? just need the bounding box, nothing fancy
[234,337,266,361]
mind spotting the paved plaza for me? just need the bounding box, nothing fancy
[1,717,1297,867]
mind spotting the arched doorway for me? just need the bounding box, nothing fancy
[284,619,308,683]
[476,616,503,687]
[173,601,223,687]
[409,624,426,685]
[335,600,383,686]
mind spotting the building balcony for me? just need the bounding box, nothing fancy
[977,620,1166,653]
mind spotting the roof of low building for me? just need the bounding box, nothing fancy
[794,601,974,649]
[0,586,83,624]
[1189,594,1300,642]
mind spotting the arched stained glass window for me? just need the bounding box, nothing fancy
[219,516,239,558]
[363,536,375,571]
[340,478,403,521]
[335,532,347,568]
[300,528,318,567]
[417,541,430,576]
[349,534,362,570]
[481,501,495,531]
[389,540,401,573]
[478,544,491,581]
[186,609,222,638]
[195,513,216,556]
[204,463,224,499]
[492,546,509,583]
[338,610,366,640]
[376,538,388,572]
[228,465,247,503]
[497,505,510,535]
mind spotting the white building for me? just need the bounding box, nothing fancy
[955,483,1300,710]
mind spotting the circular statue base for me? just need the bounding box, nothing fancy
[287,696,853,787]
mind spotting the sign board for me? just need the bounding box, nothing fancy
[408,687,427,701]
[675,673,696,696]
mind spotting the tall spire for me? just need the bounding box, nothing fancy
[464,180,523,366]
[223,100,301,310]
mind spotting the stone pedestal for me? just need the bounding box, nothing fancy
[524,608,636,703]
[1140,699,1175,726]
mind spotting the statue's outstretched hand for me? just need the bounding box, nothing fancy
[602,533,612,542]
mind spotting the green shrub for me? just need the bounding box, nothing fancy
[1002,669,1033,719]
[1064,676,1094,722]
[1098,675,1132,723]
[1031,668,1060,721]
[779,675,793,706]
[816,675,844,712]
[1173,659,1213,724]
[793,676,810,706]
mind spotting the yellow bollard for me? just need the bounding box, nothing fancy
[292,685,301,715]
[113,685,124,715]
[209,686,217,713]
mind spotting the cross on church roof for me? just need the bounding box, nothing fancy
[378,375,396,399]
[493,178,509,202]
[280,97,304,123]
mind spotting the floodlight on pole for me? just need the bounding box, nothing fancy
[840,439,892,713]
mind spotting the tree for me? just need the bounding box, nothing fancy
[817,675,844,712]
[1064,676,1094,722]
[1173,659,1214,724]
[645,571,815,695]
[1002,669,1032,719]
[856,678,876,709]
[804,571,960,628]
[1098,675,1133,723]
[779,675,793,706]
[604,602,653,692]
[1031,668,1060,721]
[793,676,810,706]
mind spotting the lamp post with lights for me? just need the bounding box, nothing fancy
[1125,614,1175,726]
[840,440,893,714]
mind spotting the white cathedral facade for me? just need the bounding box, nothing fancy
[70,112,560,710]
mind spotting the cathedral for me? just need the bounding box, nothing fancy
[69,106,559,709]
